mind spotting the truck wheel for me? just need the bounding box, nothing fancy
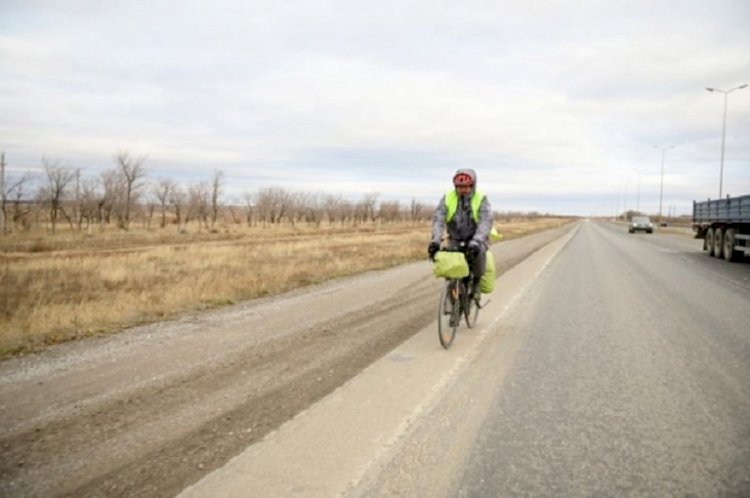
[723,229,740,262]
[706,228,715,256]
[713,228,723,259]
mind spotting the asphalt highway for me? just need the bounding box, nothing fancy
[453,221,750,496]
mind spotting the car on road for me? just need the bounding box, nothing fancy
[629,216,653,234]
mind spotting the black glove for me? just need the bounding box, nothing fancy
[428,242,440,260]
[467,240,481,258]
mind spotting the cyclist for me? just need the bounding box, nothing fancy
[428,168,493,302]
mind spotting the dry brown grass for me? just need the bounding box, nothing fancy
[0,217,573,356]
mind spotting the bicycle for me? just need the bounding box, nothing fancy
[435,245,482,349]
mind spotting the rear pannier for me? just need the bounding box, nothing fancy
[480,250,496,293]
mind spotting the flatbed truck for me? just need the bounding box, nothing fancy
[692,194,750,262]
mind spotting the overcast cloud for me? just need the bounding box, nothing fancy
[1,0,749,215]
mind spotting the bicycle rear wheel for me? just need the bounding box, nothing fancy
[464,292,479,328]
[438,281,459,349]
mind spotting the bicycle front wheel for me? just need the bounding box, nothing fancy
[438,281,459,349]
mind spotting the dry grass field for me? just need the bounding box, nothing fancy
[0,217,573,356]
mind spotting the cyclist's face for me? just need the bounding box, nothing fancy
[455,184,472,196]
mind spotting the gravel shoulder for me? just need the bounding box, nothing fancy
[0,225,574,498]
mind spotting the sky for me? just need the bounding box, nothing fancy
[1,0,749,216]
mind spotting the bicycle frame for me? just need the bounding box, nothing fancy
[436,246,479,349]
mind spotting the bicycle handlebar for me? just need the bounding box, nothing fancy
[439,243,478,265]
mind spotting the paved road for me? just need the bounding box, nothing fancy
[4,221,749,497]
[184,221,750,497]
[452,221,750,496]
[0,224,570,498]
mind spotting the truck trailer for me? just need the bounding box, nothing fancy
[692,194,750,262]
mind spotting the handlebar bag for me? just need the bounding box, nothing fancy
[433,251,470,279]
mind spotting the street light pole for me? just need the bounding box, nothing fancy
[654,144,674,225]
[706,83,748,198]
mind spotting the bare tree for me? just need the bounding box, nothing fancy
[224,196,242,225]
[339,199,354,226]
[286,192,304,227]
[115,151,147,230]
[40,158,76,234]
[323,194,342,226]
[0,153,33,233]
[410,198,428,223]
[143,190,157,229]
[255,187,290,226]
[96,169,122,228]
[78,176,102,232]
[70,168,85,231]
[243,192,255,227]
[169,184,187,232]
[4,171,35,232]
[0,153,32,234]
[378,200,401,223]
[298,192,323,227]
[210,169,223,230]
[353,192,379,225]
[188,181,211,229]
[153,178,175,228]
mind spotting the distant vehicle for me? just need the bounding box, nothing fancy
[629,216,653,234]
[692,194,750,262]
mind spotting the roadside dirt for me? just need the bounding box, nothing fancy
[0,225,573,498]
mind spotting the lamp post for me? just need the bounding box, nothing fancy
[654,144,674,225]
[706,83,748,198]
